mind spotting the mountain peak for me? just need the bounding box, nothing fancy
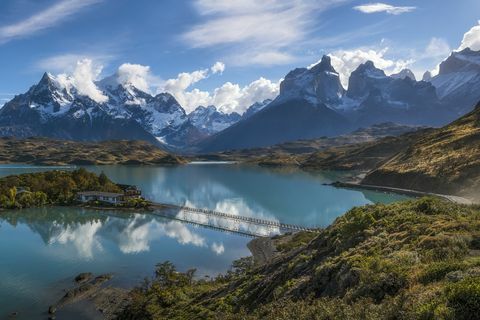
[310,55,335,73]
[356,61,384,76]
[438,48,480,75]
[422,71,432,82]
[391,69,416,81]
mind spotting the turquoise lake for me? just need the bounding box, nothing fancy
[0,164,410,319]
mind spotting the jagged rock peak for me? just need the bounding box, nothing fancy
[422,71,432,82]
[353,61,386,77]
[438,47,480,75]
[310,55,336,73]
[391,69,416,81]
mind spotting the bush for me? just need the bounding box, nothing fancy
[446,277,480,320]
[0,169,121,209]
[419,261,466,284]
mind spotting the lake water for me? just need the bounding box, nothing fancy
[0,164,409,319]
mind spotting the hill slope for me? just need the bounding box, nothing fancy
[0,137,185,165]
[363,103,480,199]
[118,198,480,320]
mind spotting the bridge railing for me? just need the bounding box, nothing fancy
[151,202,319,234]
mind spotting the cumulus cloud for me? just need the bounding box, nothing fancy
[324,47,413,88]
[163,73,279,114]
[458,21,480,51]
[53,221,103,259]
[211,61,225,74]
[161,62,279,114]
[184,0,344,66]
[211,242,225,255]
[116,63,154,93]
[41,57,278,114]
[0,0,103,44]
[71,59,108,103]
[354,3,416,15]
[55,58,108,103]
[211,77,280,114]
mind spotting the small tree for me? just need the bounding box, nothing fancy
[99,172,108,186]
[8,187,17,207]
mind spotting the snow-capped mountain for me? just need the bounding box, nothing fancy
[0,72,247,149]
[278,55,344,106]
[3,48,480,153]
[344,61,447,126]
[0,73,161,145]
[431,48,480,115]
[97,76,187,137]
[197,56,353,152]
[198,50,480,152]
[242,99,272,119]
[187,105,241,135]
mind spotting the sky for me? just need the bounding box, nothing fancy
[0,0,479,113]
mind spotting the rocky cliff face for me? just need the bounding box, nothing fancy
[431,48,480,115]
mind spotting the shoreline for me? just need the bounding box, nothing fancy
[331,181,475,205]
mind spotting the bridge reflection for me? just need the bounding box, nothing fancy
[152,204,319,237]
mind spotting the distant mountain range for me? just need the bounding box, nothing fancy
[2,48,480,152]
[0,73,257,150]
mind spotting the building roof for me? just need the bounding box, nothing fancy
[117,184,140,190]
[77,191,124,197]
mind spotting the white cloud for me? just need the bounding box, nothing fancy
[53,221,103,259]
[53,58,108,103]
[163,221,206,247]
[231,51,296,67]
[211,242,225,255]
[354,3,416,15]
[37,57,278,114]
[458,21,480,51]
[162,65,280,114]
[211,61,225,74]
[212,77,280,114]
[161,61,279,114]
[0,0,102,44]
[326,47,413,88]
[163,69,209,95]
[184,0,345,66]
[70,59,108,103]
[425,38,452,58]
[116,63,155,93]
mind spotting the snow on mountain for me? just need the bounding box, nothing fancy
[430,48,480,114]
[278,55,345,106]
[3,48,480,151]
[187,105,241,135]
[242,99,272,119]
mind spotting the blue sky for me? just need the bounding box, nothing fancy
[0,0,479,113]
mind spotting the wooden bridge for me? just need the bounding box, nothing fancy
[151,202,319,237]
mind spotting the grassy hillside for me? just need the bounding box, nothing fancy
[118,198,480,320]
[0,137,186,165]
[301,129,430,171]
[363,104,480,199]
[194,123,423,167]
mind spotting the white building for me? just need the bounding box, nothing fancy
[76,191,125,204]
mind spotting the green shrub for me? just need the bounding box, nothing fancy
[446,277,480,320]
[419,261,466,284]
